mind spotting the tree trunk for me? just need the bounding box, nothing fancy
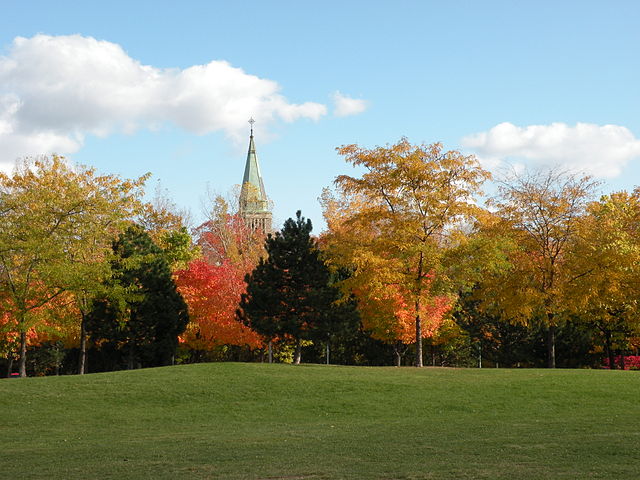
[604,330,615,370]
[79,316,88,375]
[415,309,423,367]
[415,252,424,367]
[128,345,135,370]
[54,343,61,376]
[547,324,556,368]
[393,341,403,367]
[325,341,330,365]
[19,331,27,378]
[268,340,273,364]
[618,354,626,370]
[293,338,302,365]
[6,357,13,378]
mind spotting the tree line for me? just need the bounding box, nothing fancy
[2,141,639,376]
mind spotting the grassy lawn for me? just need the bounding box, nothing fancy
[1,363,638,479]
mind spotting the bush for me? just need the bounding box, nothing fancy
[602,355,640,370]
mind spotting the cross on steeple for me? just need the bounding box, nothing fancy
[248,117,255,136]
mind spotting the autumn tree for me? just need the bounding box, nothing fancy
[138,181,199,270]
[567,190,640,368]
[321,139,490,366]
[65,174,148,375]
[174,195,265,357]
[351,280,451,366]
[195,195,265,268]
[174,258,262,355]
[0,156,147,377]
[0,310,27,376]
[484,168,599,368]
[239,211,347,365]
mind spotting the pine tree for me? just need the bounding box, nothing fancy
[87,225,189,369]
[239,211,350,364]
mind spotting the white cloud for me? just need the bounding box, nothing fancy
[332,91,368,117]
[461,122,640,178]
[0,34,328,166]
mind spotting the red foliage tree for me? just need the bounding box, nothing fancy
[175,258,262,351]
[174,197,266,354]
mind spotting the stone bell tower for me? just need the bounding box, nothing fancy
[239,118,272,232]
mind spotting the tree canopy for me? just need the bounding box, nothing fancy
[0,156,148,376]
[321,139,490,366]
[477,168,599,367]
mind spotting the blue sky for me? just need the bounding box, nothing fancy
[1,1,639,231]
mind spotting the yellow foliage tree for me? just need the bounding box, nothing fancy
[567,190,640,368]
[321,139,489,366]
[481,168,599,367]
[0,156,148,376]
[138,181,199,271]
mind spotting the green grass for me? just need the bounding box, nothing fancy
[1,364,638,479]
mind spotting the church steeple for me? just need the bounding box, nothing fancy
[239,118,272,232]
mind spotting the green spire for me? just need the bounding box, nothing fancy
[240,118,269,215]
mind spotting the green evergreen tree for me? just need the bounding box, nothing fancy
[239,211,351,364]
[87,225,188,369]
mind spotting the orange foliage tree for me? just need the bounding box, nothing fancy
[321,139,489,366]
[0,290,78,375]
[353,281,451,366]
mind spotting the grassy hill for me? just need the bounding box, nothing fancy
[1,363,638,479]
